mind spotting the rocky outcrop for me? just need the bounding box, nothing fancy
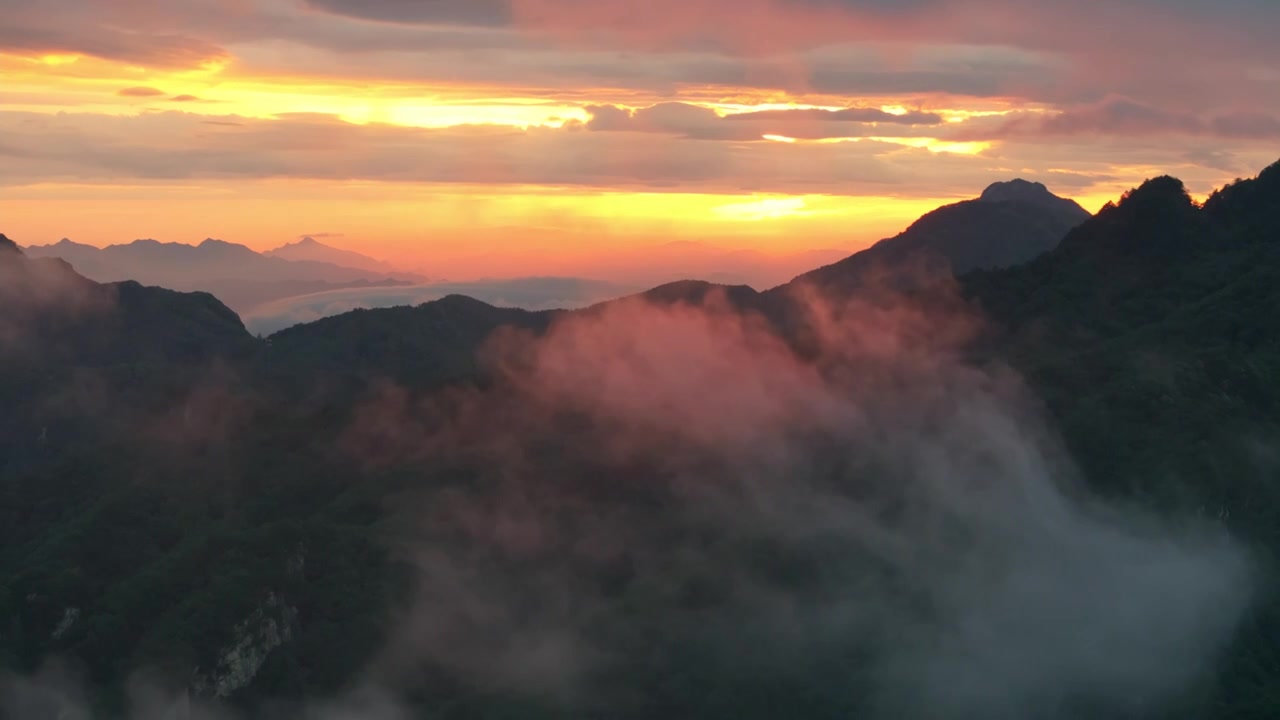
[191,592,298,700]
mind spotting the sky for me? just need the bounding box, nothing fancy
[1,0,1278,279]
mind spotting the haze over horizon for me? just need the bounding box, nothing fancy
[3,0,1278,280]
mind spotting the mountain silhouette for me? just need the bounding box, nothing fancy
[779,179,1090,295]
[21,237,426,313]
[266,236,402,275]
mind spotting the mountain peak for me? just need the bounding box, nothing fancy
[980,178,1054,204]
[0,233,21,255]
[1116,175,1194,211]
[197,238,258,257]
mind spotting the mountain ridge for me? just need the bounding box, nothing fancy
[20,237,426,314]
[775,178,1090,296]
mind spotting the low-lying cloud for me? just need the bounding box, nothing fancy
[353,287,1253,718]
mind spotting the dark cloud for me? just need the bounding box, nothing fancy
[1040,98,1204,135]
[1210,112,1280,140]
[0,106,1271,200]
[117,87,167,98]
[583,102,943,141]
[303,0,513,27]
[0,109,1004,194]
[728,106,944,125]
[0,23,228,68]
[975,98,1280,141]
[780,0,940,10]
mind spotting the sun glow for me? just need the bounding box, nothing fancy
[865,137,993,155]
[712,197,812,221]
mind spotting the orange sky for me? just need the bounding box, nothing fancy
[2,0,1277,280]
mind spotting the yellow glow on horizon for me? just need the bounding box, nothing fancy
[865,137,993,155]
[382,104,589,129]
[712,197,813,221]
[37,54,82,66]
[0,179,951,265]
[762,134,798,143]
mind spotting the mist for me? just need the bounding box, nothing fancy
[357,287,1253,719]
[0,253,114,356]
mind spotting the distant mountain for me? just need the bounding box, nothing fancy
[242,276,636,336]
[21,238,426,312]
[266,236,401,274]
[779,179,1090,295]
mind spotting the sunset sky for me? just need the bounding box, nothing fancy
[2,0,1278,279]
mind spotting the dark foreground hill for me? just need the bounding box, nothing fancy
[2,163,1280,720]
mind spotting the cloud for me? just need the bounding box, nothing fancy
[1211,112,1280,140]
[978,98,1280,140]
[169,94,202,102]
[8,0,1279,117]
[730,106,944,124]
[303,0,514,27]
[0,244,115,357]
[351,287,1251,717]
[583,102,944,141]
[0,109,1000,194]
[117,86,167,98]
[0,13,228,69]
[5,107,1273,200]
[1040,98,1204,135]
[2,662,411,720]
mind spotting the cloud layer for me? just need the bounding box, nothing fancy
[355,289,1252,718]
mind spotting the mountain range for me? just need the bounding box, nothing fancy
[3,163,1279,719]
[19,237,426,314]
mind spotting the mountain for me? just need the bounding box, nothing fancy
[21,238,425,313]
[241,276,636,336]
[781,179,1090,294]
[266,236,401,274]
[4,162,1280,719]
